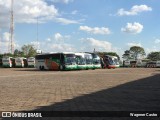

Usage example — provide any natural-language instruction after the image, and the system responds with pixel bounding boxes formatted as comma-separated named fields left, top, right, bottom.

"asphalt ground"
left=0, top=68, right=160, bottom=120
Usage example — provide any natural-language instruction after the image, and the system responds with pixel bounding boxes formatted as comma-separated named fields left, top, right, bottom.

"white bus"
left=27, top=57, right=35, bottom=67
left=136, top=59, right=150, bottom=67
left=85, top=52, right=101, bottom=69
left=35, top=52, right=77, bottom=71
left=15, top=57, right=28, bottom=68
left=75, top=53, right=86, bottom=69
left=123, top=60, right=131, bottom=67
left=2, top=56, right=15, bottom=68
left=156, top=61, right=160, bottom=67
left=75, top=52, right=94, bottom=70
left=111, top=56, right=120, bottom=68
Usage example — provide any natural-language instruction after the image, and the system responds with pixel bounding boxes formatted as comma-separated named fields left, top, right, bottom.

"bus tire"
left=39, top=66, right=42, bottom=70
left=42, top=66, right=44, bottom=70
left=39, top=66, right=44, bottom=70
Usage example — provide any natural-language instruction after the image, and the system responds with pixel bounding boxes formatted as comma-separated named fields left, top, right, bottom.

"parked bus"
left=27, top=57, right=35, bottom=67
left=123, top=60, right=130, bottom=67
left=0, top=58, right=2, bottom=67
left=2, top=56, right=15, bottom=68
left=75, top=53, right=94, bottom=70
left=101, top=55, right=117, bottom=69
left=15, top=57, right=28, bottom=68
left=75, top=53, right=87, bottom=70
left=136, top=59, right=150, bottom=67
left=146, top=60, right=160, bottom=68
left=111, top=56, right=120, bottom=68
left=85, top=52, right=101, bottom=69
left=156, top=61, right=160, bottom=67
left=35, top=52, right=77, bottom=71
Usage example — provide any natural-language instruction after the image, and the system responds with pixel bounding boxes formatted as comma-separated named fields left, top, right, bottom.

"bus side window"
left=60, top=54, right=64, bottom=64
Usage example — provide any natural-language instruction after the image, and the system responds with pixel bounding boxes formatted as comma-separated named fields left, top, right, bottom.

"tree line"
left=122, top=46, right=160, bottom=61
left=0, top=45, right=160, bottom=61
left=0, top=44, right=37, bottom=58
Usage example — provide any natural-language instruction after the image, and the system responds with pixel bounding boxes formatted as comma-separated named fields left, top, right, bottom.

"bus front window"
left=65, top=57, right=76, bottom=65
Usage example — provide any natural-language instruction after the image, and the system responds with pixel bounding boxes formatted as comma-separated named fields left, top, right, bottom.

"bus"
left=2, top=56, right=15, bottom=68
left=146, top=60, right=160, bottom=68
left=85, top=52, right=101, bottom=69
left=27, top=57, right=35, bottom=67
left=156, top=61, right=160, bottom=67
left=123, top=60, right=130, bottom=67
left=136, top=59, right=150, bottom=67
left=75, top=52, right=94, bottom=70
left=75, top=53, right=86, bottom=70
left=101, top=55, right=117, bottom=69
left=111, top=56, right=120, bottom=68
left=35, top=52, right=77, bottom=71
left=0, top=58, right=2, bottom=67
left=15, top=57, right=28, bottom=68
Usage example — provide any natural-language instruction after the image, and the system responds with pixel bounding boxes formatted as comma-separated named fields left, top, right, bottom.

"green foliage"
left=21, top=44, right=37, bottom=58
left=122, top=50, right=132, bottom=60
left=123, top=46, right=145, bottom=60
left=147, top=52, right=160, bottom=61
left=3, top=53, right=14, bottom=57
left=129, top=46, right=145, bottom=60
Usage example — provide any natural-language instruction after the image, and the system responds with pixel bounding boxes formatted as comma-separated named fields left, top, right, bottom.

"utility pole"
left=9, top=0, right=14, bottom=54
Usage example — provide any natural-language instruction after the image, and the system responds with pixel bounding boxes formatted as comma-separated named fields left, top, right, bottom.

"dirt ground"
left=0, top=68, right=160, bottom=120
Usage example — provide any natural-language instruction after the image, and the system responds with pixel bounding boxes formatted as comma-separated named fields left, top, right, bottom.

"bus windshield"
left=108, top=57, right=115, bottom=65
left=65, top=54, right=76, bottom=65
left=113, top=58, right=119, bottom=65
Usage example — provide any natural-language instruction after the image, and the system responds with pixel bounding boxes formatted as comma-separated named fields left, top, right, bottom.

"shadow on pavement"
left=2, top=74, right=160, bottom=120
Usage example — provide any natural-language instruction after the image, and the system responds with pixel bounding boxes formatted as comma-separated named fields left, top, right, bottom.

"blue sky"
left=0, top=0, right=160, bottom=57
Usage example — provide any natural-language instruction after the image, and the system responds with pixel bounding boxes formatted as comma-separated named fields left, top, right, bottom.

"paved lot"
left=0, top=68, right=160, bottom=119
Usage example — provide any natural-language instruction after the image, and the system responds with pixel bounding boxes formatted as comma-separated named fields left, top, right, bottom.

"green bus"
left=35, top=52, right=77, bottom=70
left=75, top=52, right=94, bottom=70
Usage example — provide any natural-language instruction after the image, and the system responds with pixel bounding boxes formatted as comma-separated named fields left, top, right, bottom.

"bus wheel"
left=39, top=66, right=44, bottom=70
left=39, top=66, right=42, bottom=70
left=41, top=66, right=44, bottom=70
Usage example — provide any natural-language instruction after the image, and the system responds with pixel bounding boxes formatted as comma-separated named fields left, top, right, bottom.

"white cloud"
left=117, top=5, right=152, bottom=16
left=71, top=10, right=78, bottom=15
left=49, top=0, right=74, bottom=4
left=54, top=33, right=63, bottom=41
left=54, top=18, right=80, bottom=25
left=0, top=32, right=20, bottom=53
left=54, top=33, right=70, bottom=42
left=0, top=0, right=80, bottom=26
left=2, top=32, right=10, bottom=42
left=154, top=39, right=160, bottom=44
left=30, top=33, right=75, bottom=53
left=49, top=43, right=76, bottom=52
left=81, top=38, right=112, bottom=52
left=39, top=42, right=76, bottom=53
left=121, top=22, right=143, bottom=34
left=79, top=26, right=111, bottom=35
left=145, top=47, right=160, bottom=54
left=127, top=42, right=142, bottom=47
left=0, top=0, right=58, bottom=25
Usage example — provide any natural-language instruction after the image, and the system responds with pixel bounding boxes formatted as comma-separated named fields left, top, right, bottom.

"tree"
left=21, top=44, right=37, bottom=57
left=122, top=50, right=133, bottom=60
left=129, top=46, right=145, bottom=60
left=147, top=52, right=160, bottom=61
